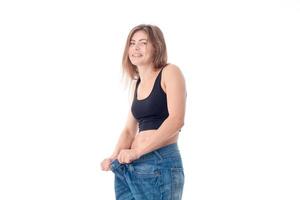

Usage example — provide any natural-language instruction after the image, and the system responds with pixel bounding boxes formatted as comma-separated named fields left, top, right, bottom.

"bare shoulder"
left=164, top=63, right=182, bottom=72
left=162, top=64, right=185, bottom=88
left=161, top=64, right=186, bottom=120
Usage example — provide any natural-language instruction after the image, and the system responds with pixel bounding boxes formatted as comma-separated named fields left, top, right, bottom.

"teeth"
left=133, top=54, right=142, bottom=57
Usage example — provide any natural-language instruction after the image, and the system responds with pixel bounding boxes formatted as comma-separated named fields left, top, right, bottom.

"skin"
left=101, top=30, right=186, bottom=171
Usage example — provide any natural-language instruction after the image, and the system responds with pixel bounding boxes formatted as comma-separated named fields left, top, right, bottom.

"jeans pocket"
left=130, top=163, right=162, bottom=197
left=171, top=168, right=184, bottom=200
left=131, top=163, right=160, bottom=179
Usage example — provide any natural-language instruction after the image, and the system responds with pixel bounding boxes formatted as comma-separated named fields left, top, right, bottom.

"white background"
left=0, top=0, right=299, bottom=199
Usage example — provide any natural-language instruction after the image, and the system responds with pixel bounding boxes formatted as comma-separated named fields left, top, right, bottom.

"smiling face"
left=128, top=30, right=154, bottom=67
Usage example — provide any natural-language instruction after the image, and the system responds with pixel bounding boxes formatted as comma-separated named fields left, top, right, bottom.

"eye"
left=130, top=42, right=135, bottom=46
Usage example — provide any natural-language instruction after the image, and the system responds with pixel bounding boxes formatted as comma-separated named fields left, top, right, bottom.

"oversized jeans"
left=111, top=143, right=184, bottom=200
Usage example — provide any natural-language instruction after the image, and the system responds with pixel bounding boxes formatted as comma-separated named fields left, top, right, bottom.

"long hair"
left=121, top=24, right=168, bottom=93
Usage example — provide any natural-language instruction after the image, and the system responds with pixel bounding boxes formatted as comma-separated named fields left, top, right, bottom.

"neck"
left=136, top=64, right=158, bottom=82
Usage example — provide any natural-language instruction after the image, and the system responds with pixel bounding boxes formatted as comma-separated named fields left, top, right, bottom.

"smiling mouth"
left=132, top=53, right=143, bottom=57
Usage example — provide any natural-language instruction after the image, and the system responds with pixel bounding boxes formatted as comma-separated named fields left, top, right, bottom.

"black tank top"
left=131, top=67, right=169, bottom=132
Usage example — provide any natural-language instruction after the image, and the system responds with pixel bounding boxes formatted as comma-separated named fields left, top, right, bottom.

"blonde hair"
left=121, top=24, right=168, bottom=92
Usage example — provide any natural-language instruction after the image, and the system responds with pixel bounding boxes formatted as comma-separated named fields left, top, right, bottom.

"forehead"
left=131, top=30, right=148, bottom=40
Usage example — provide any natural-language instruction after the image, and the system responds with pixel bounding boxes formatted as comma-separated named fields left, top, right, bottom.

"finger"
left=103, top=163, right=110, bottom=171
left=101, top=159, right=110, bottom=166
left=101, top=160, right=108, bottom=168
left=102, top=167, right=108, bottom=171
left=122, top=155, right=127, bottom=163
left=104, top=163, right=109, bottom=169
left=104, top=165, right=110, bottom=171
left=117, top=154, right=122, bottom=163
left=120, top=155, right=125, bottom=164
left=101, top=160, right=111, bottom=171
left=121, top=153, right=127, bottom=163
left=123, top=154, right=129, bottom=163
left=124, top=155, right=130, bottom=164
left=101, top=162, right=108, bottom=171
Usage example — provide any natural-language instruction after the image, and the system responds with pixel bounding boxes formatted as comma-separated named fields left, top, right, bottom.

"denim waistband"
left=137, top=143, right=180, bottom=161
left=111, top=143, right=180, bottom=171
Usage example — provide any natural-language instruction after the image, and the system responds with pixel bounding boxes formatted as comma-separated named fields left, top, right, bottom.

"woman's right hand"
left=101, top=158, right=113, bottom=171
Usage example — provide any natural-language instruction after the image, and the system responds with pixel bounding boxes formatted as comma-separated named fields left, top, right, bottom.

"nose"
left=134, top=43, right=140, bottom=50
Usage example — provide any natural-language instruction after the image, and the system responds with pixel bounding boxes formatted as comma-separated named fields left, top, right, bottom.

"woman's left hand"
left=117, top=149, right=140, bottom=164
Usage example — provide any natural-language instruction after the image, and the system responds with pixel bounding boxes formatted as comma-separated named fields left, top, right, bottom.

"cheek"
left=145, top=51, right=154, bottom=59
left=146, top=47, right=154, bottom=57
left=128, top=47, right=133, bottom=54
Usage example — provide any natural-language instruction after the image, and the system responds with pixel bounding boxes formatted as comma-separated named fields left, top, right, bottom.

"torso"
left=131, top=129, right=179, bottom=150
left=130, top=67, right=179, bottom=150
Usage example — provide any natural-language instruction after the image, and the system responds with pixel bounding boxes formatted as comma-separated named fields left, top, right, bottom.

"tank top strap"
left=154, top=67, right=164, bottom=89
left=158, top=67, right=164, bottom=80
left=134, top=78, right=140, bottom=99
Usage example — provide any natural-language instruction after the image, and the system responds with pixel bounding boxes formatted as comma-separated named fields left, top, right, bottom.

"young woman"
left=101, top=24, right=187, bottom=200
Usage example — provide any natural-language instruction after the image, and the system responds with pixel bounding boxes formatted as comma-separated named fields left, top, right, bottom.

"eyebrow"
left=130, top=39, right=148, bottom=42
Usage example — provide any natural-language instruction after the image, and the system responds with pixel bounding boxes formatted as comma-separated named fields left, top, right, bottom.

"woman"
left=101, top=24, right=186, bottom=200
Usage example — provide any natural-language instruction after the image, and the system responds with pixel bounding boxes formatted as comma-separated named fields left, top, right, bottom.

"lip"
left=132, top=54, right=143, bottom=57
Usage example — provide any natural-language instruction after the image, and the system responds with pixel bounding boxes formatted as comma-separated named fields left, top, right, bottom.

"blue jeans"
left=111, top=143, right=184, bottom=200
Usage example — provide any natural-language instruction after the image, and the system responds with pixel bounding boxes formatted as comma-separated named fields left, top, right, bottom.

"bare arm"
left=101, top=80, right=138, bottom=170
left=109, top=80, right=138, bottom=159
left=109, top=111, right=138, bottom=159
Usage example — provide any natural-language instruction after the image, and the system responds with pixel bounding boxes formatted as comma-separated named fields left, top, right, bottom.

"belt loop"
left=154, top=150, right=163, bottom=160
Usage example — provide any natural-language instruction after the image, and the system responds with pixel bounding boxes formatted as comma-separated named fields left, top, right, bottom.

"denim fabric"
left=111, top=143, right=184, bottom=200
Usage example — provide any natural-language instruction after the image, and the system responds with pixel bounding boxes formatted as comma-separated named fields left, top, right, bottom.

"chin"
left=130, top=60, right=143, bottom=66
